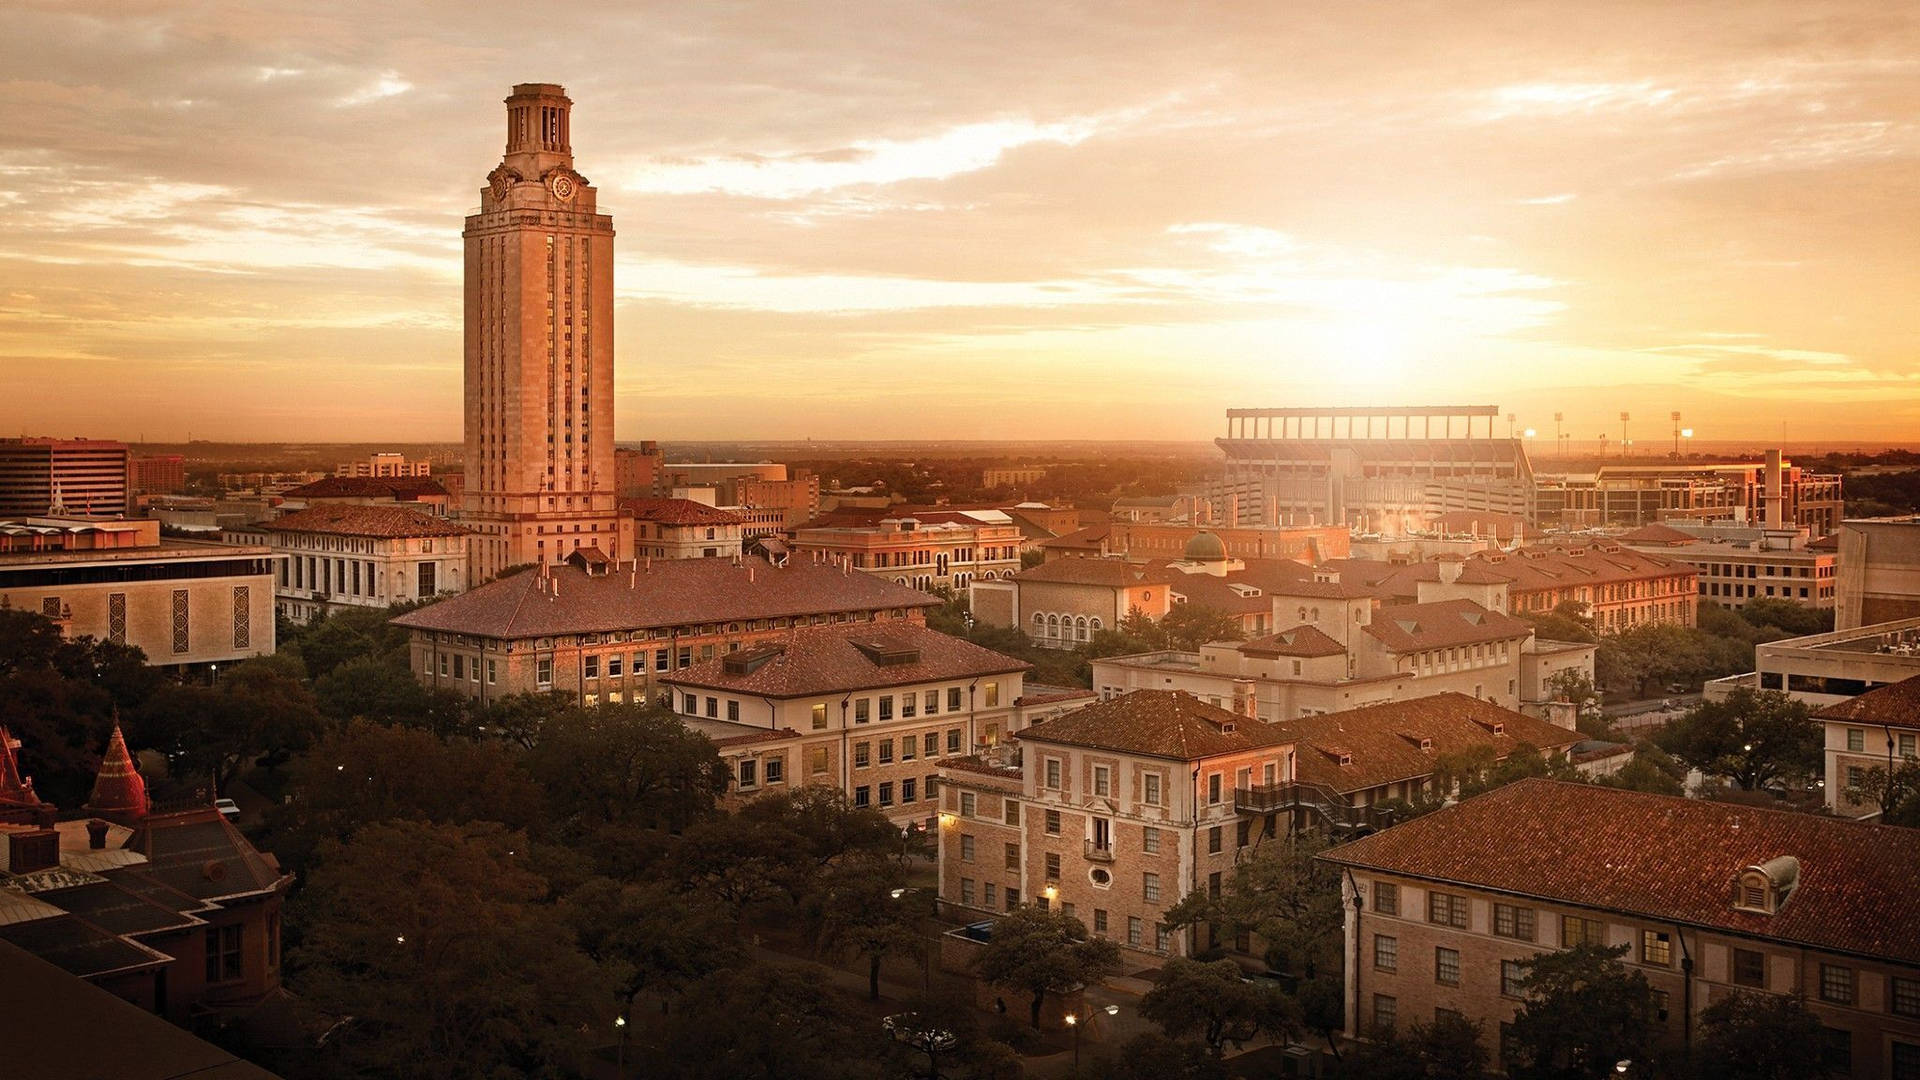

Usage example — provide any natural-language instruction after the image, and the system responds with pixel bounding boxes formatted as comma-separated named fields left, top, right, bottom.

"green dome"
left=1183, top=530, right=1227, bottom=562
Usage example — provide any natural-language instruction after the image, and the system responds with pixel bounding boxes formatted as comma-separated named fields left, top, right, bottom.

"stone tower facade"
left=461, top=83, right=626, bottom=579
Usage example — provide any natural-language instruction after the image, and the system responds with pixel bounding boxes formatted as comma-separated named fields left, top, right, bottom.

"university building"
left=0, top=516, right=274, bottom=669
left=1619, top=522, right=1837, bottom=610
left=660, top=622, right=1084, bottom=828
left=1813, top=676, right=1920, bottom=819
left=620, top=497, right=745, bottom=559
left=1320, top=780, right=1920, bottom=1079
left=225, top=504, right=471, bottom=622
left=792, top=513, right=1024, bottom=592
left=390, top=550, right=940, bottom=707
left=459, top=84, right=627, bottom=580
left=0, top=437, right=130, bottom=519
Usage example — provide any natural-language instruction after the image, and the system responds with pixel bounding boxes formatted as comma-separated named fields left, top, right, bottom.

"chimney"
left=86, top=818, right=110, bottom=850
left=1231, top=678, right=1258, bottom=719
left=4, top=827, right=59, bottom=874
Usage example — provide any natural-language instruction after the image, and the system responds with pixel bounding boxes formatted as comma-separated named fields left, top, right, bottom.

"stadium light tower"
left=1620, top=412, right=1631, bottom=457
left=1671, top=411, right=1682, bottom=458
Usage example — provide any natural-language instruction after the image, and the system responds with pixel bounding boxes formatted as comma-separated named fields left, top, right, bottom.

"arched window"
left=1047, top=614, right=1060, bottom=636
left=1298, top=607, right=1308, bottom=621
left=1311, top=607, right=1320, bottom=620
left=1033, top=612, right=1046, bottom=627
left=1090, top=618, right=1102, bottom=631
left=1075, top=616, right=1089, bottom=641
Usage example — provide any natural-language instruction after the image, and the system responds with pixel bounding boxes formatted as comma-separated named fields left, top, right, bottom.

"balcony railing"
left=1234, top=782, right=1399, bottom=832
left=1083, top=839, right=1115, bottom=862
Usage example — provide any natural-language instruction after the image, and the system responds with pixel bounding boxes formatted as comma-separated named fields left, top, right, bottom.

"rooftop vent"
left=1732, top=855, right=1800, bottom=915
left=852, top=640, right=921, bottom=667
left=723, top=644, right=786, bottom=675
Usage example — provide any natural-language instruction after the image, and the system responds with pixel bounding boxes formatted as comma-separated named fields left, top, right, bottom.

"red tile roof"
left=1617, top=523, right=1702, bottom=546
left=1014, top=557, right=1179, bottom=588
left=1239, top=626, right=1348, bottom=658
left=1812, top=674, right=1920, bottom=730
left=1040, top=524, right=1113, bottom=551
left=663, top=623, right=1029, bottom=698
left=1277, top=694, right=1579, bottom=794
left=391, top=556, right=939, bottom=640
left=1361, top=598, right=1533, bottom=653
left=281, top=475, right=448, bottom=500
left=620, top=497, right=746, bottom=526
left=264, top=504, right=468, bottom=539
left=1321, top=778, right=1920, bottom=965
left=1017, top=690, right=1287, bottom=760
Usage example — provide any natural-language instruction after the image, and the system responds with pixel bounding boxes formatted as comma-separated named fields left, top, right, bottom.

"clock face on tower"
left=549, top=173, right=576, bottom=202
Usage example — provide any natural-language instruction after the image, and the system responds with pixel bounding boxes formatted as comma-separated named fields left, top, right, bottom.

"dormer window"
left=1492, top=723, right=1504, bottom=735
left=1338, top=753, right=1352, bottom=766
left=1733, top=856, right=1800, bottom=915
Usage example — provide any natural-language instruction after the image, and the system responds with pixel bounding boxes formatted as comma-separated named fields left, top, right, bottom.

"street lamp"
left=890, top=887, right=934, bottom=993
left=615, top=1015, right=629, bottom=1077
left=1065, top=1013, right=1080, bottom=1072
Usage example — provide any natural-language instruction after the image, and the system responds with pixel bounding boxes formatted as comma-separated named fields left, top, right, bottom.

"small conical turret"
left=86, top=723, right=148, bottom=821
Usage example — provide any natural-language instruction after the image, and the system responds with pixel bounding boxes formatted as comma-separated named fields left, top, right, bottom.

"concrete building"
left=662, top=622, right=1059, bottom=828
left=0, top=517, right=274, bottom=669
left=620, top=497, right=744, bottom=559
left=389, top=550, right=940, bottom=707
left=1707, top=618, right=1920, bottom=711
left=793, top=513, right=1023, bottom=593
left=460, top=84, right=625, bottom=581
left=1620, top=522, right=1836, bottom=610
left=1325, top=542, right=1699, bottom=632
left=126, top=455, right=186, bottom=497
left=613, top=442, right=665, bottom=499
left=1320, top=779, right=1920, bottom=1078
left=1534, top=450, right=1842, bottom=534
left=334, top=452, right=430, bottom=478
left=1211, top=406, right=1534, bottom=531
left=983, top=467, right=1047, bottom=489
left=1836, top=519, right=1920, bottom=630
left=0, top=438, right=130, bottom=519
left=227, top=505, right=471, bottom=622
left=1811, top=677, right=1920, bottom=819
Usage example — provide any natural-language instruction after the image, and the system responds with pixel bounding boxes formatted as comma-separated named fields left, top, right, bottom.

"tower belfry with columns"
left=461, top=83, right=626, bottom=579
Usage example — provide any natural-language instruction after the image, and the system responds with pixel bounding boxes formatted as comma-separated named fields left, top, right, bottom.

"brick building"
left=390, top=551, right=940, bottom=706
left=620, top=497, right=745, bottom=559
left=127, top=454, right=187, bottom=497
left=278, top=474, right=454, bottom=517
left=1319, top=779, right=1920, bottom=1078
left=334, top=452, right=430, bottom=478
left=1038, top=521, right=1350, bottom=564
left=793, top=513, right=1023, bottom=593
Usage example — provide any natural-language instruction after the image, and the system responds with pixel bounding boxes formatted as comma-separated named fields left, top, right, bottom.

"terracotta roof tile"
left=391, top=556, right=938, bottom=640
left=1617, top=523, right=1702, bottom=546
left=1277, top=693, right=1580, bottom=793
left=1017, top=690, right=1287, bottom=760
left=1320, top=778, right=1920, bottom=965
left=281, top=475, right=448, bottom=500
left=264, top=504, right=468, bottom=539
left=1812, top=674, right=1920, bottom=729
left=620, top=497, right=746, bottom=526
left=1013, top=558, right=1179, bottom=588
left=1239, top=626, right=1348, bottom=658
left=1361, top=599, right=1533, bottom=653
left=663, top=623, right=1029, bottom=698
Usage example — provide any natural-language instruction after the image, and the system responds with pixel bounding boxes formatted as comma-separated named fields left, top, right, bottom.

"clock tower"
left=461, top=84, right=625, bottom=579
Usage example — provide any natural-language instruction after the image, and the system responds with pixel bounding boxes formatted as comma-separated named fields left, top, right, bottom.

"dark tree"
left=974, top=904, right=1122, bottom=1030
left=1851, top=759, right=1920, bottom=826
left=1695, top=990, right=1833, bottom=1080
left=811, top=858, right=925, bottom=1000
left=524, top=701, right=729, bottom=835
left=563, top=876, right=737, bottom=1020
left=478, top=690, right=579, bottom=749
left=1139, top=957, right=1299, bottom=1056
left=294, top=820, right=609, bottom=1080
left=1162, top=832, right=1344, bottom=977
left=653, top=966, right=880, bottom=1080
left=1338, top=1013, right=1487, bottom=1080
left=1504, top=943, right=1657, bottom=1080
left=1658, top=687, right=1821, bottom=791
left=134, top=653, right=324, bottom=791
left=1106, top=1033, right=1230, bottom=1080
left=1158, top=604, right=1245, bottom=650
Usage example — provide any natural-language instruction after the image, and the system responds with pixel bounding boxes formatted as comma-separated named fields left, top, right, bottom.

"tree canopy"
left=1139, top=957, right=1298, bottom=1056
left=974, top=904, right=1122, bottom=1030
left=1503, top=943, right=1657, bottom=1080
left=1656, top=687, right=1821, bottom=791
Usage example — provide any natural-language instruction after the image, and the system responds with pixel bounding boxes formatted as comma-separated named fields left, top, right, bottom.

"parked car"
left=215, top=797, right=241, bottom=821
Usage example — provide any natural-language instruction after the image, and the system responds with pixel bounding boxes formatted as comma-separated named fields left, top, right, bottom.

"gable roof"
left=280, top=475, right=447, bottom=501
left=391, top=556, right=939, bottom=640
left=1812, top=674, right=1920, bottom=730
left=1239, top=626, right=1348, bottom=659
left=620, top=497, right=746, bottom=526
left=1321, top=778, right=1920, bottom=966
left=119, top=809, right=289, bottom=904
left=1277, top=693, right=1579, bottom=793
left=1013, top=557, right=1179, bottom=588
left=1360, top=598, right=1533, bottom=653
left=1618, top=523, right=1702, bottom=546
left=663, top=623, right=1029, bottom=698
left=1017, top=690, right=1288, bottom=760
left=263, top=504, right=468, bottom=539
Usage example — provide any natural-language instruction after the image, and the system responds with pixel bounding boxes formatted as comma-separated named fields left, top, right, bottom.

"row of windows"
left=852, top=776, right=934, bottom=809
left=855, top=730, right=965, bottom=766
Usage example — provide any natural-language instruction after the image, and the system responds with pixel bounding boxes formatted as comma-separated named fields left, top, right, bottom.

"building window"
left=878, top=739, right=894, bottom=765
left=1207, top=773, right=1222, bottom=804
left=855, top=699, right=870, bottom=723
left=1045, top=853, right=1060, bottom=881
left=811, top=703, right=828, bottom=730
left=1044, top=810, right=1061, bottom=835
left=809, top=747, right=829, bottom=775
left=1127, top=917, right=1144, bottom=947
left=1435, top=947, right=1461, bottom=986
left=204, top=924, right=243, bottom=983
left=726, top=699, right=740, bottom=722
left=1142, top=826, right=1160, bottom=854
left=1005, top=843, right=1021, bottom=871
left=766, top=757, right=784, bottom=784
left=854, top=786, right=870, bottom=808
left=924, top=732, right=939, bottom=757
left=1502, top=960, right=1525, bottom=997
left=1823, top=1028, right=1854, bottom=1075
left=959, top=792, right=975, bottom=817
left=899, top=776, right=914, bottom=801
left=1427, top=891, right=1469, bottom=929
left=1208, top=826, right=1222, bottom=854
left=1094, top=909, right=1108, bottom=934
left=925, top=689, right=939, bottom=714
left=607, top=654, right=623, bottom=678
left=900, top=735, right=916, bottom=761
left=878, top=782, right=893, bottom=806
left=854, top=743, right=870, bottom=768
left=1373, top=994, right=1397, bottom=1033
left=1847, top=728, right=1865, bottom=752
left=1732, top=948, right=1766, bottom=988
left=583, top=655, right=599, bottom=680
left=1893, top=976, right=1920, bottom=1018
left=1373, top=881, right=1399, bottom=916
left=982, top=882, right=996, bottom=907
left=705, top=697, right=717, bottom=718
left=536, top=657, right=553, bottom=687
left=947, top=729, right=961, bottom=753
left=1143, top=772, right=1162, bottom=805
left=961, top=878, right=975, bottom=905
left=1093, top=765, right=1110, bottom=796
left=948, top=687, right=962, bottom=711
left=1155, top=923, right=1171, bottom=952
left=1562, top=915, right=1606, bottom=948
left=1004, top=799, right=1019, bottom=825
left=738, top=759, right=757, bottom=788
left=1820, top=964, right=1855, bottom=1005
left=1143, top=873, right=1161, bottom=903
left=656, top=649, right=670, bottom=672
left=901, top=693, right=917, bottom=719
left=1641, top=930, right=1672, bottom=967
left=1493, top=903, right=1535, bottom=941
left=1045, top=759, right=1062, bottom=789
left=1374, top=934, right=1397, bottom=971
left=108, top=592, right=126, bottom=644
left=1006, top=888, right=1020, bottom=912
left=879, top=695, right=894, bottom=721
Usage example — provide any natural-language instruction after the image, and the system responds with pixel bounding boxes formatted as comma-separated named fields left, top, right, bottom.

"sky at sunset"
left=1, top=1, right=1916, bottom=445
